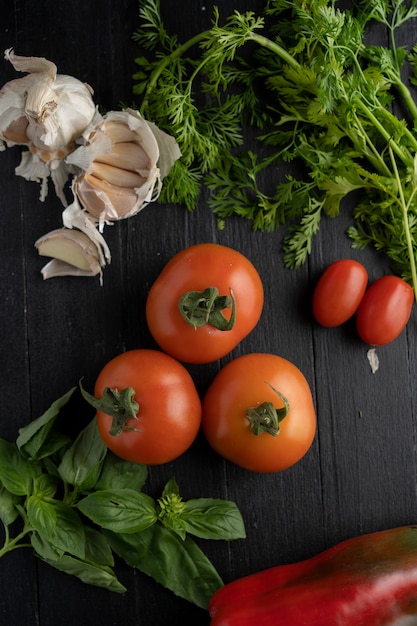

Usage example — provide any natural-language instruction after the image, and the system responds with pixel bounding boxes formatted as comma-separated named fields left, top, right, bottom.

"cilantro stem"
left=354, top=98, right=412, bottom=166
left=332, top=43, right=417, bottom=157
left=139, top=30, right=211, bottom=116
left=391, top=77, right=417, bottom=125
left=388, top=144, right=417, bottom=302
left=350, top=112, right=392, bottom=177
left=249, top=33, right=301, bottom=71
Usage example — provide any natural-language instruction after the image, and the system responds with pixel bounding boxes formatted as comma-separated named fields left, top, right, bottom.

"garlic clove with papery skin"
left=66, top=108, right=181, bottom=228
left=1, top=49, right=96, bottom=151
left=35, top=227, right=105, bottom=279
left=0, top=49, right=96, bottom=203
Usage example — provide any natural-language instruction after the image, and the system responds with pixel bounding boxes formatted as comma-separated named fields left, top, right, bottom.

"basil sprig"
left=0, top=388, right=246, bottom=608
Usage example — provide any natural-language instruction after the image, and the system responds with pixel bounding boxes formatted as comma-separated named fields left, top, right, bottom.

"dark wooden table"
left=1, top=1, right=416, bottom=625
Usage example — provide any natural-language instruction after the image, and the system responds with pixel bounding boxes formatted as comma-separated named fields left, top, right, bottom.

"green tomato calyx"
left=246, top=384, right=289, bottom=437
left=80, top=381, right=140, bottom=436
left=178, top=286, right=236, bottom=330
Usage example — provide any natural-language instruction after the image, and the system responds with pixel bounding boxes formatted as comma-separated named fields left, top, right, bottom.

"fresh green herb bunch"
left=0, top=388, right=245, bottom=608
left=133, top=0, right=417, bottom=301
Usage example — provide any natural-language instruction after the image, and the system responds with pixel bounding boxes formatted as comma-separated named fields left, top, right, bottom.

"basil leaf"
left=17, top=387, right=76, bottom=460
left=160, top=515, right=187, bottom=540
left=28, top=430, right=72, bottom=463
left=58, top=418, right=107, bottom=490
left=0, top=483, right=22, bottom=526
left=161, top=476, right=180, bottom=497
left=33, top=473, right=58, bottom=499
left=84, top=526, right=114, bottom=567
left=31, top=532, right=64, bottom=561
left=27, top=496, right=57, bottom=537
left=32, top=525, right=114, bottom=570
left=39, top=553, right=126, bottom=594
left=95, top=453, right=147, bottom=492
left=27, top=497, right=86, bottom=559
left=105, top=524, right=224, bottom=609
left=0, top=439, right=40, bottom=495
left=183, top=498, right=247, bottom=540
left=77, top=489, right=157, bottom=533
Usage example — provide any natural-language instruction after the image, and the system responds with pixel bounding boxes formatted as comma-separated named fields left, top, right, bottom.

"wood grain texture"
left=0, top=1, right=417, bottom=625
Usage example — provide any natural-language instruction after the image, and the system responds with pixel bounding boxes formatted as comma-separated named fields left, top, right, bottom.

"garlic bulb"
left=0, top=49, right=96, bottom=203
left=35, top=227, right=106, bottom=280
left=66, top=108, right=181, bottom=228
left=1, top=51, right=182, bottom=282
left=35, top=109, right=181, bottom=281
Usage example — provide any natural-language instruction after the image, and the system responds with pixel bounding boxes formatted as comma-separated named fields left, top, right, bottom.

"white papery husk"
left=62, top=192, right=111, bottom=265
left=15, top=148, right=79, bottom=204
left=0, top=49, right=96, bottom=202
left=66, top=108, right=181, bottom=229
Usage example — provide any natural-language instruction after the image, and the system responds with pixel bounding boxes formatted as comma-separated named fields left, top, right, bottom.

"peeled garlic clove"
left=75, top=173, right=139, bottom=221
left=35, top=228, right=103, bottom=278
left=95, top=120, right=138, bottom=144
left=95, top=141, right=149, bottom=171
left=90, top=162, right=146, bottom=188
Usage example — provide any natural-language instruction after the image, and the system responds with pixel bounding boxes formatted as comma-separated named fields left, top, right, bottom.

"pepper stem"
left=246, top=384, right=289, bottom=437
left=80, top=381, right=140, bottom=436
left=178, top=286, right=236, bottom=330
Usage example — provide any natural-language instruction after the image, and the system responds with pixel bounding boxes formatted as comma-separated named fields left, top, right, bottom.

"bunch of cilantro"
left=0, top=388, right=245, bottom=608
left=132, top=0, right=417, bottom=300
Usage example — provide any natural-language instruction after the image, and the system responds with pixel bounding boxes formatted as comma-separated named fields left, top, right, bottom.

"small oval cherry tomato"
left=356, top=275, right=414, bottom=346
left=146, top=243, right=264, bottom=364
left=93, top=349, right=202, bottom=465
left=202, top=353, right=316, bottom=473
left=313, top=259, right=368, bottom=327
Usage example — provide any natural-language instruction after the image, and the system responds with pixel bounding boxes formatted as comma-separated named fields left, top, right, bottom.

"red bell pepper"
left=209, top=526, right=417, bottom=626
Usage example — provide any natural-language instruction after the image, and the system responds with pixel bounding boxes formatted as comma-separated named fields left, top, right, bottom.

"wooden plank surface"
left=0, top=1, right=416, bottom=625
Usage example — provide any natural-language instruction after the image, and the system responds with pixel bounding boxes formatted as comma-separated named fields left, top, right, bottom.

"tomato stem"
left=80, top=382, right=141, bottom=436
left=246, top=384, right=289, bottom=436
left=178, top=286, right=236, bottom=330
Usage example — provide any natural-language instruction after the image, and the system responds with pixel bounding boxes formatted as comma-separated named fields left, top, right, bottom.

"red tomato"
left=313, top=259, right=368, bottom=327
left=201, top=353, right=316, bottom=473
left=146, top=243, right=264, bottom=364
left=356, top=275, right=414, bottom=346
left=93, top=349, right=201, bottom=465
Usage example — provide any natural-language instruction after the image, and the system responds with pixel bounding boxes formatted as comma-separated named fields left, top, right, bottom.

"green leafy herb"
left=58, top=417, right=107, bottom=493
left=132, top=0, right=417, bottom=300
left=106, top=524, right=224, bottom=610
left=0, top=389, right=246, bottom=608
left=77, top=489, right=158, bottom=533
left=157, top=477, right=246, bottom=541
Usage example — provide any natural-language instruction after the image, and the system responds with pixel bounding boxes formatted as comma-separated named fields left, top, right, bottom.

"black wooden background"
left=1, top=1, right=416, bottom=625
